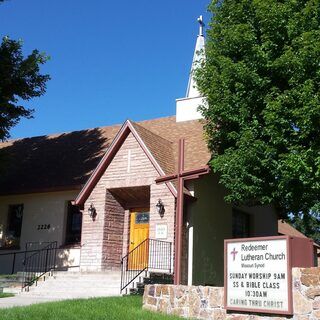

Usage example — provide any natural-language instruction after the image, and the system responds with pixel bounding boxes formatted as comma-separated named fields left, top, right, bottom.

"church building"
left=0, top=17, right=278, bottom=292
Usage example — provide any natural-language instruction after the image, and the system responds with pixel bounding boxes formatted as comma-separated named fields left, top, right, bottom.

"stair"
left=120, top=238, right=172, bottom=294
left=15, top=271, right=121, bottom=299
left=128, top=272, right=173, bottom=295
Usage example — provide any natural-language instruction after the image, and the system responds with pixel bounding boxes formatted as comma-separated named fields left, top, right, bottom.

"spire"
left=176, top=15, right=206, bottom=122
left=186, top=15, right=205, bottom=98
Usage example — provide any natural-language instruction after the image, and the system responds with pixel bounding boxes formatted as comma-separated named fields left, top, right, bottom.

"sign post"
left=224, top=236, right=293, bottom=315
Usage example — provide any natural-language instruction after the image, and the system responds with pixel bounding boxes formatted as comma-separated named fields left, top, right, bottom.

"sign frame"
left=224, top=235, right=293, bottom=315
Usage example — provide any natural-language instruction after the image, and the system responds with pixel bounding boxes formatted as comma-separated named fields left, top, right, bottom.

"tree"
left=0, top=33, right=50, bottom=141
left=196, top=0, right=320, bottom=237
left=288, top=212, right=320, bottom=244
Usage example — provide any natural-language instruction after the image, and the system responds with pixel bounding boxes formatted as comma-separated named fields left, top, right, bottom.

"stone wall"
left=143, top=267, right=320, bottom=319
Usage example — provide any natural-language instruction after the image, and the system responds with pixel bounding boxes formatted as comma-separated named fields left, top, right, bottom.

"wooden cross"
left=156, top=138, right=210, bottom=284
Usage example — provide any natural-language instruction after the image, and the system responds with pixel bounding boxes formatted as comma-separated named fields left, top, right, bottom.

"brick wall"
left=80, top=196, right=106, bottom=271
left=143, top=267, right=320, bottom=319
left=102, top=190, right=125, bottom=269
left=80, top=133, right=176, bottom=271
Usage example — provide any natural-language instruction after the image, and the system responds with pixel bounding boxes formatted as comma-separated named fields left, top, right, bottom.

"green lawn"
left=0, top=274, right=18, bottom=279
left=0, top=296, right=182, bottom=320
left=0, top=293, right=14, bottom=298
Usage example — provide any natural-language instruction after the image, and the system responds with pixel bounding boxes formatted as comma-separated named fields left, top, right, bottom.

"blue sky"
left=0, top=0, right=211, bottom=139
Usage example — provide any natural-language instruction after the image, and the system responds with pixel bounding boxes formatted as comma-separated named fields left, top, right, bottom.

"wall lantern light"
left=156, top=199, right=165, bottom=218
left=88, top=203, right=97, bottom=221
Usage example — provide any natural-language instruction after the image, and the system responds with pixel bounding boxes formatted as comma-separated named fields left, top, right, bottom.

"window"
left=232, top=209, right=250, bottom=238
left=135, top=212, right=149, bottom=224
left=3, top=204, right=24, bottom=249
left=65, top=202, right=82, bottom=245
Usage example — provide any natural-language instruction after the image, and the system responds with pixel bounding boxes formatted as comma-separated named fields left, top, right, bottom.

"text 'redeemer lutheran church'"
left=0, top=17, right=279, bottom=293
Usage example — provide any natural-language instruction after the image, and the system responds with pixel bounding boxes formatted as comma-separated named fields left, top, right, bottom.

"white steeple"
left=176, top=16, right=206, bottom=122
left=186, top=15, right=205, bottom=98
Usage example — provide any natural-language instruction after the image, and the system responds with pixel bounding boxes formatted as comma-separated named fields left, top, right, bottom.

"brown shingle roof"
left=0, top=116, right=210, bottom=196
left=137, top=117, right=209, bottom=171
left=130, top=121, right=175, bottom=176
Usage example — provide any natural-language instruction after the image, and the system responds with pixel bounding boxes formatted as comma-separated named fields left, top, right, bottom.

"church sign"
left=155, top=224, right=168, bottom=239
left=224, top=236, right=293, bottom=315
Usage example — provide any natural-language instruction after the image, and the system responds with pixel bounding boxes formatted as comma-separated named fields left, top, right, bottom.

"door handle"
left=130, top=241, right=134, bottom=245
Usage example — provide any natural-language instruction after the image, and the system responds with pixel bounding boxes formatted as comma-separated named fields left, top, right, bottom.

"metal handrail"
left=24, top=241, right=57, bottom=262
left=0, top=241, right=57, bottom=275
left=120, top=238, right=172, bottom=293
left=0, top=248, right=51, bottom=256
left=25, top=241, right=54, bottom=251
left=22, top=241, right=58, bottom=291
left=122, top=238, right=149, bottom=261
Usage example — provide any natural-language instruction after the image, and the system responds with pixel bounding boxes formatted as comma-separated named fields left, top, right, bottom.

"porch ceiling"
left=108, top=186, right=150, bottom=210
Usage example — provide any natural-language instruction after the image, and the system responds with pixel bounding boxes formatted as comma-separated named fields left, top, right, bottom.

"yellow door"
left=128, top=211, right=149, bottom=270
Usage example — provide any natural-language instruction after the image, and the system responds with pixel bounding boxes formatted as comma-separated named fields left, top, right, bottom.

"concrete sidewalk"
left=0, top=295, right=61, bottom=308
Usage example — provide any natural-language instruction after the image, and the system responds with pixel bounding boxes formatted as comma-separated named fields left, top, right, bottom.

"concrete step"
left=49, top=278, right=121, bottom=283
left=27, top=281, right=120, bottom=288
left=21, top=271, right=122, bottom=299
left=22, top=289, right=120, bottom=296
left=22, top=288, right=120, bottom=296
left=40, top=278, right=119, bottom=282
left=39, top=279, right=120, bottom=285
left=0, top=274, right=23, bottom=289
left=27, top=284, right=120, bottom=291
left=21, top=293, right=120, bottom=299
left=52, top=271, right=121, bottom=276
left=51, top=275, right=121, bottom=281
left=48, top=277, right=121, bottom=282
left=3, top=286, right=22, bottom=294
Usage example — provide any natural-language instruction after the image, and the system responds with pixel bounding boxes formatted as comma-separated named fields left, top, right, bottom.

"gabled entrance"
left=75, top=122, right=176, bottom=288
left=108, top=185, right=151, bottom=262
